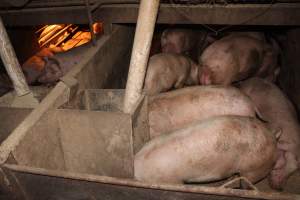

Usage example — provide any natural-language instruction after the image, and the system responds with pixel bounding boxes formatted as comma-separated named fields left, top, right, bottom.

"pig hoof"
left=268, top=171, right=286, bottom=190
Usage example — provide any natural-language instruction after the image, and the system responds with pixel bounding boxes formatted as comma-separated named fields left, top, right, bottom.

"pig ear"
left=274, top=127, right=283, bottom=140
left=269, top=126, right=282, bottom=141
left=255, top=108, right=267, bottom=123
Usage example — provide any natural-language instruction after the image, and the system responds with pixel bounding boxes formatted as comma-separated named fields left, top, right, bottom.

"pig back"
left=135, top=116, right=277, bottom=184
left=148, top=85, right=257, bottom=138
left=239, top=78, right=300, bottom=153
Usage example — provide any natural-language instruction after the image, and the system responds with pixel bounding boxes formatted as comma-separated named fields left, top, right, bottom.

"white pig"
left=148, top=85, right=259, bottom=138
left=135, top=116, right=277, bottom=185
left=144, top=53, right=199, bottom=95
left=239, top=77, right=300, bottom=190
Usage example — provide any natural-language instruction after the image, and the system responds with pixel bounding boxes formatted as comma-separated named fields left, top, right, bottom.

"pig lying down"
left=239, top=78, right=300, bottom=190
left=22, top=43, right=90, bottom=85
left=37, top=43, right=90, bottom=85
left=199, top=33, right=280, bottom=85
left=22, top=47, right=63, bottom=84
left=135, top=116, right=278, bottom=184
left=148, top=85, right=258, bottom=138
left=143, top=53, right=199, bottom=95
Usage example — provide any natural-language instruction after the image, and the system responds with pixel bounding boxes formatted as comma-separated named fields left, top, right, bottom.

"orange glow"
left=37, top=22, right=103, bottom=51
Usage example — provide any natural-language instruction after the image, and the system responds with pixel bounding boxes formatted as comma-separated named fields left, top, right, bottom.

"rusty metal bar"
left=0, top=17, right=30, bottom=96
left=123, top=0, right=160, bottom=113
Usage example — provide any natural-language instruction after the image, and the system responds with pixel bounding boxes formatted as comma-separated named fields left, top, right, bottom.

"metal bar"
left=54, top=26, right=79, bottom=47
left=0, top=17, right=30, bottom=96
left=40, top=24, right=72, bottom=48
left=39, top=25, right=65, bottom=46
left=123, top=0, right=160, bottom=113
left=85, top=0, right=96, bottom=46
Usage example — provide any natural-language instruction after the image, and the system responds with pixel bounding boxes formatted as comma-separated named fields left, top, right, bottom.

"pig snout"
left=199, top=67, right=212, bottom=85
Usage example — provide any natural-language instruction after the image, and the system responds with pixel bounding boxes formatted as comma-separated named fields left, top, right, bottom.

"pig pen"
left=0, top=10, right=300, bottom=200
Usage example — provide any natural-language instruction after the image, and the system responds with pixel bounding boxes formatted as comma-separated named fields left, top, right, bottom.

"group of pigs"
left=135, top=29, right=300, bottom=190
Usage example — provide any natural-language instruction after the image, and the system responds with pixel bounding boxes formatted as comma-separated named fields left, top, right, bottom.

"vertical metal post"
left=0, top=17, right=30, bottom=96
left=85, top=0, right=96, bottom=46
left=123, top=0, right=160, bottom=113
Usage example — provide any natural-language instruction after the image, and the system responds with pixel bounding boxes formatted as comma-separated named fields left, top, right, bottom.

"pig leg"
left=184, top=167, right=232, bottom=183
left=273, top=150, right=286, bottom=170
left=184, top=173, right=228, bottom=184
left=174, top=75, right=187, bottom=89
left=269, top=151, right=298, bottom=190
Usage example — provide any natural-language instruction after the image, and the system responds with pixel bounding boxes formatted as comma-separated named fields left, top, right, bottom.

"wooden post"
left=0, top=17, right=30, bottom=97
left=123, top=0, right=160, bottom=113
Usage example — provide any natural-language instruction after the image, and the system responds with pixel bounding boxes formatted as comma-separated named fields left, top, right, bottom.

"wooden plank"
left=57, top=109, right=133, bottom=177
left=131, top=95, right=149, bottom=154
left=0, top=82, right=70, bottom=164
left=1, top=3, right=300, bottom=26
left=9, top=108, right=134, bottom=177
left=11, top=109, right=66, bottom=171
left=3, top=164, right=299, bottom=200
left=84, top=89, right=124, bottom=111
left=67, top=25, right=134, bottom=90
left=0, top=86, right=51, bottom=108
left=0, top=107, right=32, bottom=145
left=95, top=4, right=300, bottom=25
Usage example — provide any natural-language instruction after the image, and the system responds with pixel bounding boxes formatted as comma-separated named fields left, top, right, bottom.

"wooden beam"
left=95, top=3, right=300, bottom=25
left=0, top=3, right=300, bottom=26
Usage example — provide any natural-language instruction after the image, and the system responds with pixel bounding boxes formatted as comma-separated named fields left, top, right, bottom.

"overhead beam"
left=0, top=3, right=300, bottom=26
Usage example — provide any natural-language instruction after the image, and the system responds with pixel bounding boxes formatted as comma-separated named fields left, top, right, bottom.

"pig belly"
left=135, top=116, right=277, bottom=184
left=148, top=85, right=257, bottom=138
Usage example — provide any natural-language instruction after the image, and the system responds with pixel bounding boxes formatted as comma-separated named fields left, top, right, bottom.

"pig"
left=37, top=43, right=91, bottom=85
left=239, top=78, right=300, bottom=190
left=144, top=53, right=199, bottom=95
left=135, top=116, right=278, bottom=184
left=161, top=28, right=215, bottom=61
left=148, top=85, right=259, bottom=138
left=22, top=47, right=63, bottom=84
left=161, top=29, right=197, bottom=55
left=254, top=37, right=281, bottom=82
left=199, top=34, right=268, bottom=85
